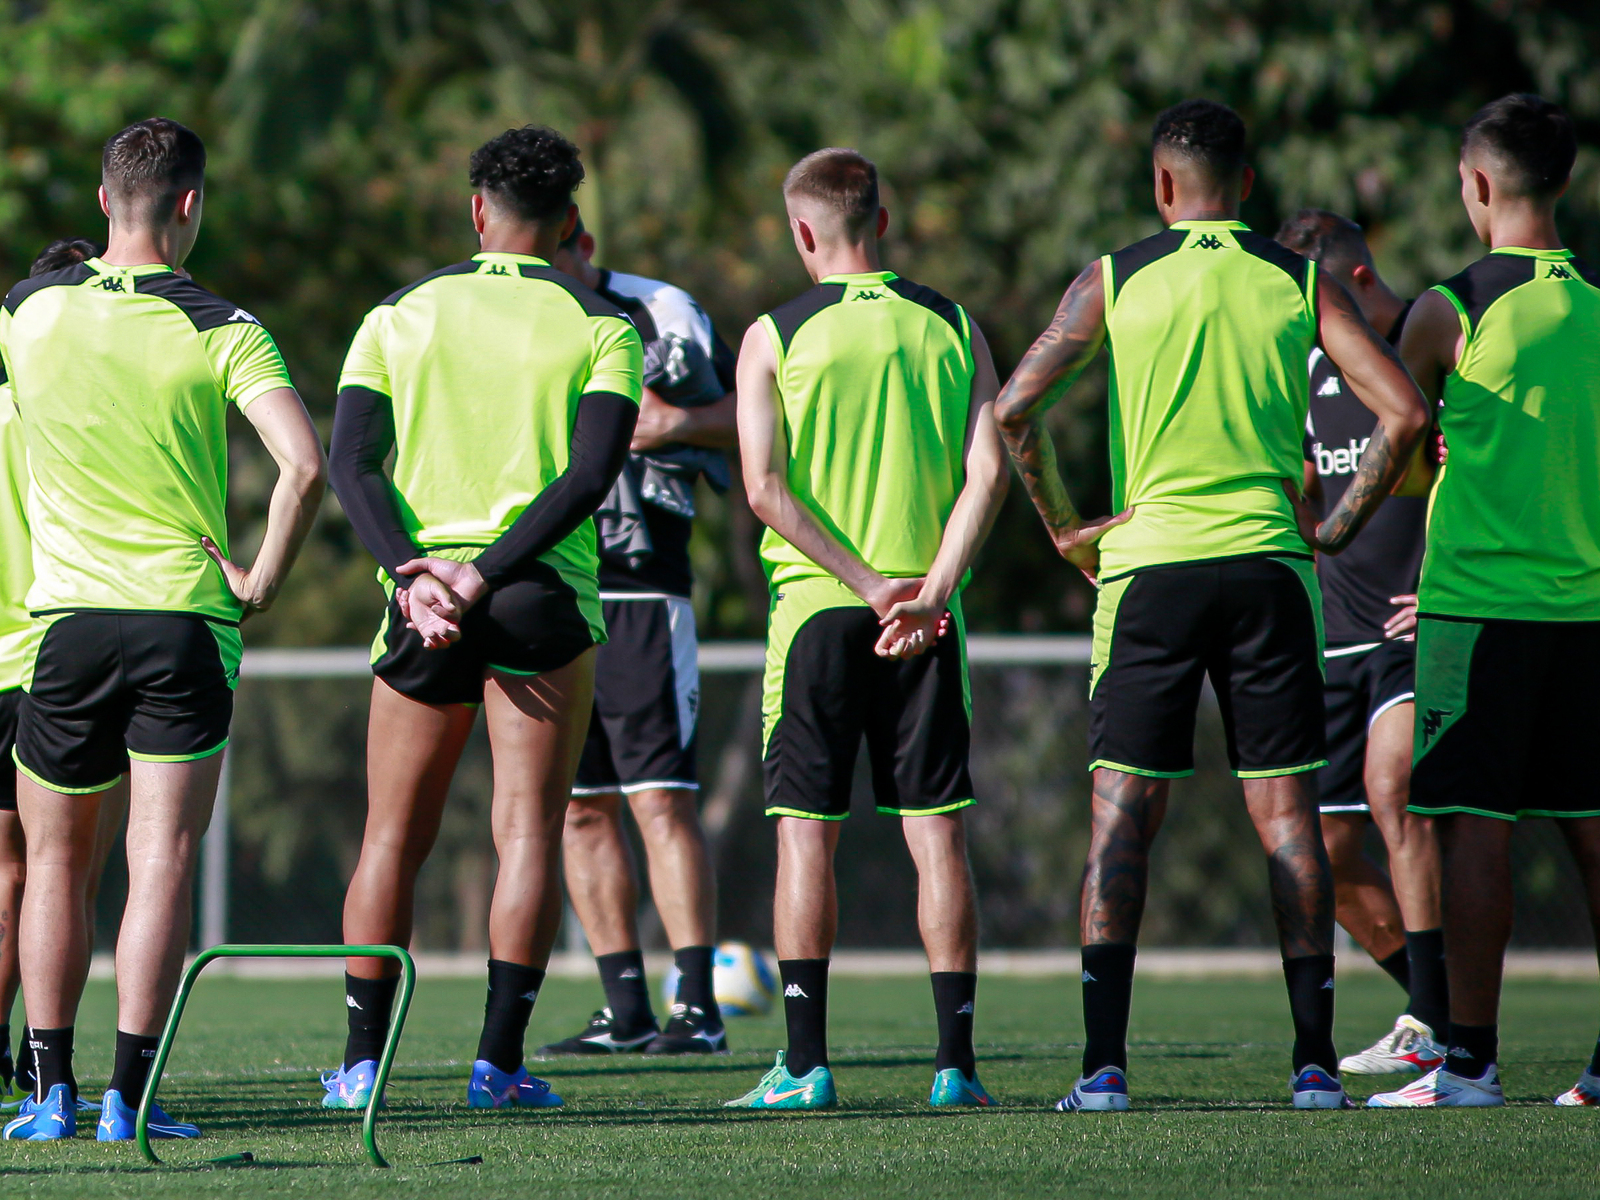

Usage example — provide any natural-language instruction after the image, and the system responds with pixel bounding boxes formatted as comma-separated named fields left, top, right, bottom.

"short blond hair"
left=783, top=148, right=879, bottom=240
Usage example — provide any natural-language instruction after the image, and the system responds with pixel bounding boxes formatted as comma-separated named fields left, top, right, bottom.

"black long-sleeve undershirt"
left=329, top=384, right=418, bottom=582
left=328, top=384, right=637, bottom=589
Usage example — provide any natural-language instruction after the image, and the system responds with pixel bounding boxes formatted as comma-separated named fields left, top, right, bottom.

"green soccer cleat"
left=929, top=1067, right=996, bottom=1107
left=724, top=1052, right=836, bottom=1110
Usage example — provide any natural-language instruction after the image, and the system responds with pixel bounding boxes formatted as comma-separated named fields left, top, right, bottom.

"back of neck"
left=101, top=226, right=178, bottom=269
left=808, top=243, right=881, bottom=280
left=1487, top=206, right=1563, bottom=251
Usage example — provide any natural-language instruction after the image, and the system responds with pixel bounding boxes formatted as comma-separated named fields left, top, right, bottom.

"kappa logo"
left=1081, top=970, right=1097, bottom=983
left=521, top=989, right=540, bottom=1002
left=1192, top=233, right=1225, bottom=250
left=956, top=1001, right=974, bottom=1015
left=1422, top=707, right=1454, bottom=744
left=850, top=288, right=887, bottom=300
left=619, top=968, right=641, bottom=979
left=485, top=263, right=511, bottom=276
left=783, top=983, right=808, bottom=999
left=1316, top=375, right=1342, bottom=396
left=346, top=995, right=363, bottom=1010
left=1321, top=977, right=1335, bottom=990
left=1548, top=263, right=1574, bottom=280
left=94, top=275, right=127, bottom=292
left=229, top=307, right=261, bottom=324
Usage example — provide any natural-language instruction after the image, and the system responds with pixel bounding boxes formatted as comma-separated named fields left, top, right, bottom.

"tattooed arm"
left=1311, top=275, right=1429, bottom=553
left=994, top=260, right=1131, bottom=579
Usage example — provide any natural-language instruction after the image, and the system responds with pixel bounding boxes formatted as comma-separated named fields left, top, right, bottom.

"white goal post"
left=199, top=636, right=1093, bottom=948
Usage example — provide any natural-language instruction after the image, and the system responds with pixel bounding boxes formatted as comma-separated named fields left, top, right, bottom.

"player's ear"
left=1154, top=163, right=1174, bottom=210
left=470, top=193, right=487, bottom=234
left=558, top=203, right=579, bottom=243
left=176, top=189, right=200, bottom=224
left=1472, top=166, right=1492, bottom=209
left=1239, top=166, right=1254, bottom=203
left=794, top=217, right=817, bottom=255
left=578, top=230, right=596, bottom=260
left=1351, top=263, right=1375, bottom=291
left=876, top=206, right=889, bottom=239
left=98, top=185, right=111, bottom=219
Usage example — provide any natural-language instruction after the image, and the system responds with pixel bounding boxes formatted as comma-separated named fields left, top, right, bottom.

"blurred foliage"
left=3, top=0, right=1599, bottom=639
left=5, top=1, right=1600, bottom=949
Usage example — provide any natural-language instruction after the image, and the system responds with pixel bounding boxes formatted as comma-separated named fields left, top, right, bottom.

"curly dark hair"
left=469, top=125, right=585, bottom=224
left=30, top=237, right=105, bottom=277
left=1464, top=94, right=1575, bottom=200
left=1152, top=99, right=1247, bottom=177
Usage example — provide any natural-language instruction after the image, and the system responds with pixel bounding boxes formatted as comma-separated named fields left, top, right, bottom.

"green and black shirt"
left=0, top=258, right=293, bottom=623
left=1097, top=220, right=1318, bottom=581
left=756, top=270, right=974, bottom=590
left=1420, top=247, right=1600, bottom=621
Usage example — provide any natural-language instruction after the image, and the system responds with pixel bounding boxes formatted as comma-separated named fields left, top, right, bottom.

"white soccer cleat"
left=1338, top=1015, right=1446, bottom=1075
left=1368, top=1064, right=1505, bottom=1107
left=1554, top=1069, right=1600, bottom=1107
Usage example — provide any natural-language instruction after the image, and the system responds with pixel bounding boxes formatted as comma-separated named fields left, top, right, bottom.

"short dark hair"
left=102, top=118, right=206, bottom=221
left=30, top=237, right=105, bottom=278
left=1152, top=100, right=1247, bottom=178
left=1463, top=93, right=1575, bottom=200
left=782, top=148, right=880, bottom=239
left=1274, top=209, right=1373, bottom=274
left=469, top=126, right=585, bottom=224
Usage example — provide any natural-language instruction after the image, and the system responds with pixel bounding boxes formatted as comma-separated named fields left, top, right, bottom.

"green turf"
left=0, top=971, right=1596, bottom=1196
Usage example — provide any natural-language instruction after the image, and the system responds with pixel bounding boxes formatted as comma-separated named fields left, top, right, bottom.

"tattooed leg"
left=1243, top=774, right=1334, bottom=959
left=1080, top=769, right=1170, bottom=946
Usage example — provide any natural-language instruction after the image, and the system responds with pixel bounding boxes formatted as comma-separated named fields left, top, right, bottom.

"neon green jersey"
left=338, top=252, right=643, bottom=605
left=756, top=271, right=974, bottom=589
left=0, top=386, right=33, bottom=690
left=1420, top=247, right=1600, bottom=620
left=1097, top=220, right=1318, bottom=580
left=0, top=258, right=293, bottom=621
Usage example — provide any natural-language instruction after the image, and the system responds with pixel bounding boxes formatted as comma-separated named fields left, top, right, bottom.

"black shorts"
left=1089, top=555, right=1327, bottom=779
left=1411, top=616, right=1600, bottom=820
left=14, top=612, right=240, bottom=794
left=371, top=564, right=597, bottom=707
left=0, top=689, right=19, bottom=811
left=1319, top=639, right=1416, bottom=814
left=573, top=595, right=700, bottom=795
left=760, top=579, right=974, bottom=820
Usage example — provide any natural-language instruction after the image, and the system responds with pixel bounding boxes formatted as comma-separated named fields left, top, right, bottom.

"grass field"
left=1, top=971, right=1597, bottom=1197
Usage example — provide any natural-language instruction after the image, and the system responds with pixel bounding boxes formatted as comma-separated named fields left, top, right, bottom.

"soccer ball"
left=659, top=941, right=777, bottom=1017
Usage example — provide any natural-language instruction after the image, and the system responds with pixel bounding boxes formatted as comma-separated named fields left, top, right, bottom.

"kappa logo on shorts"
left=1422, top=707, right=1454, bottom=745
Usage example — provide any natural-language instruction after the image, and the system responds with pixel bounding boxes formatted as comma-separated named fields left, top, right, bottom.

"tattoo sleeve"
left=1316, top=419, right=1398, bottom=552
left=996, top=263, right=1107, bottom=538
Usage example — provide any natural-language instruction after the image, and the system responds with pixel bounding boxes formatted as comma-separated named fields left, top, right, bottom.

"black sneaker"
left=535, top=1008, right=658, bottom=1057
left=644, top=1004, right=729, bottom=1055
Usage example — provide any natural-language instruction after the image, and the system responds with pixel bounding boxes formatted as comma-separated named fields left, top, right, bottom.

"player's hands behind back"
left=394, top=556, right=492, bottom=651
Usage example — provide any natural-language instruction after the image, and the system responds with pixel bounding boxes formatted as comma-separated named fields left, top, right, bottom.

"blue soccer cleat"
left=96, top=1088, right=200, bottom=1141
left=3, top=1083, right=75, bottom=1140
left=1291, top=1063, right=1351, bottom=1109
left=724, top=1052, right=837, bottom=1110
left=929, top=1067, right=996, bottom=1107
left=321, top=1060, right=386, bottom=1110
left=466, top=1060, right=563, bottom=1109
left=1057, top=1066, right=1131, bottom=1111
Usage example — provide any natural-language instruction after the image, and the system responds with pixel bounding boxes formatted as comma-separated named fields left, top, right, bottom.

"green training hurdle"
left=136, top=943, right=416, bottom=1168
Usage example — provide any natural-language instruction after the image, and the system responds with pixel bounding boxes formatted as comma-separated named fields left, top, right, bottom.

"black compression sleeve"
left=472, top=390, right=638, bottom=588
left=329, top=384, right=421, bottom=583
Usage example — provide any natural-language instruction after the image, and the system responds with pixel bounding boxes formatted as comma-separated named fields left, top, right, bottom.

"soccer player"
left=1369, top=95, right=1600, bottom=1109
left=0, top=118, right=326, bottom=1141
left=325, top=126, right=642, bottom=1110
left=537, top=220, right=736, bottom=1057
left=995, top=101, right=1428, bottom=1111
left=0, top=238, right=130, bottom=1108
left=1274, top=210, right=1448, bottom=1075
left=725, top=148, right=1009, bottom=1110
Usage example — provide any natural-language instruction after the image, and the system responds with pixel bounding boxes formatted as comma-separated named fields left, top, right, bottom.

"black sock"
left=476, top=960, right=546, bottom=1073
left=1587, top=1037, right=1600, bottom=1077
left=1282, top=954, right=1338, bottom=1073
left=15, top=1024, right=33, bottom=1094
left=779, top=959, right=829, bottom=1077
left=0, top=1023, right=11, bottom=1092
left=1404, top=929, right=1449, bottom=1036
left=596, top=950, right=655, bottom=1034
left=344, top=973, right=400, bottom=1069
left=1376, top=947, right=1411, bottom=993
left=1445, top=1022, right=1497, bottom=1080
left=1081, top=943, right=1137, bottom=1075
left=931, top=972, right=977, bottom=1077
left=673, top=946, right=721, bottom=1024
left=28, top=1026, right=74, bottom=1102
left=108, top=1031, right=160, bottom=1102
